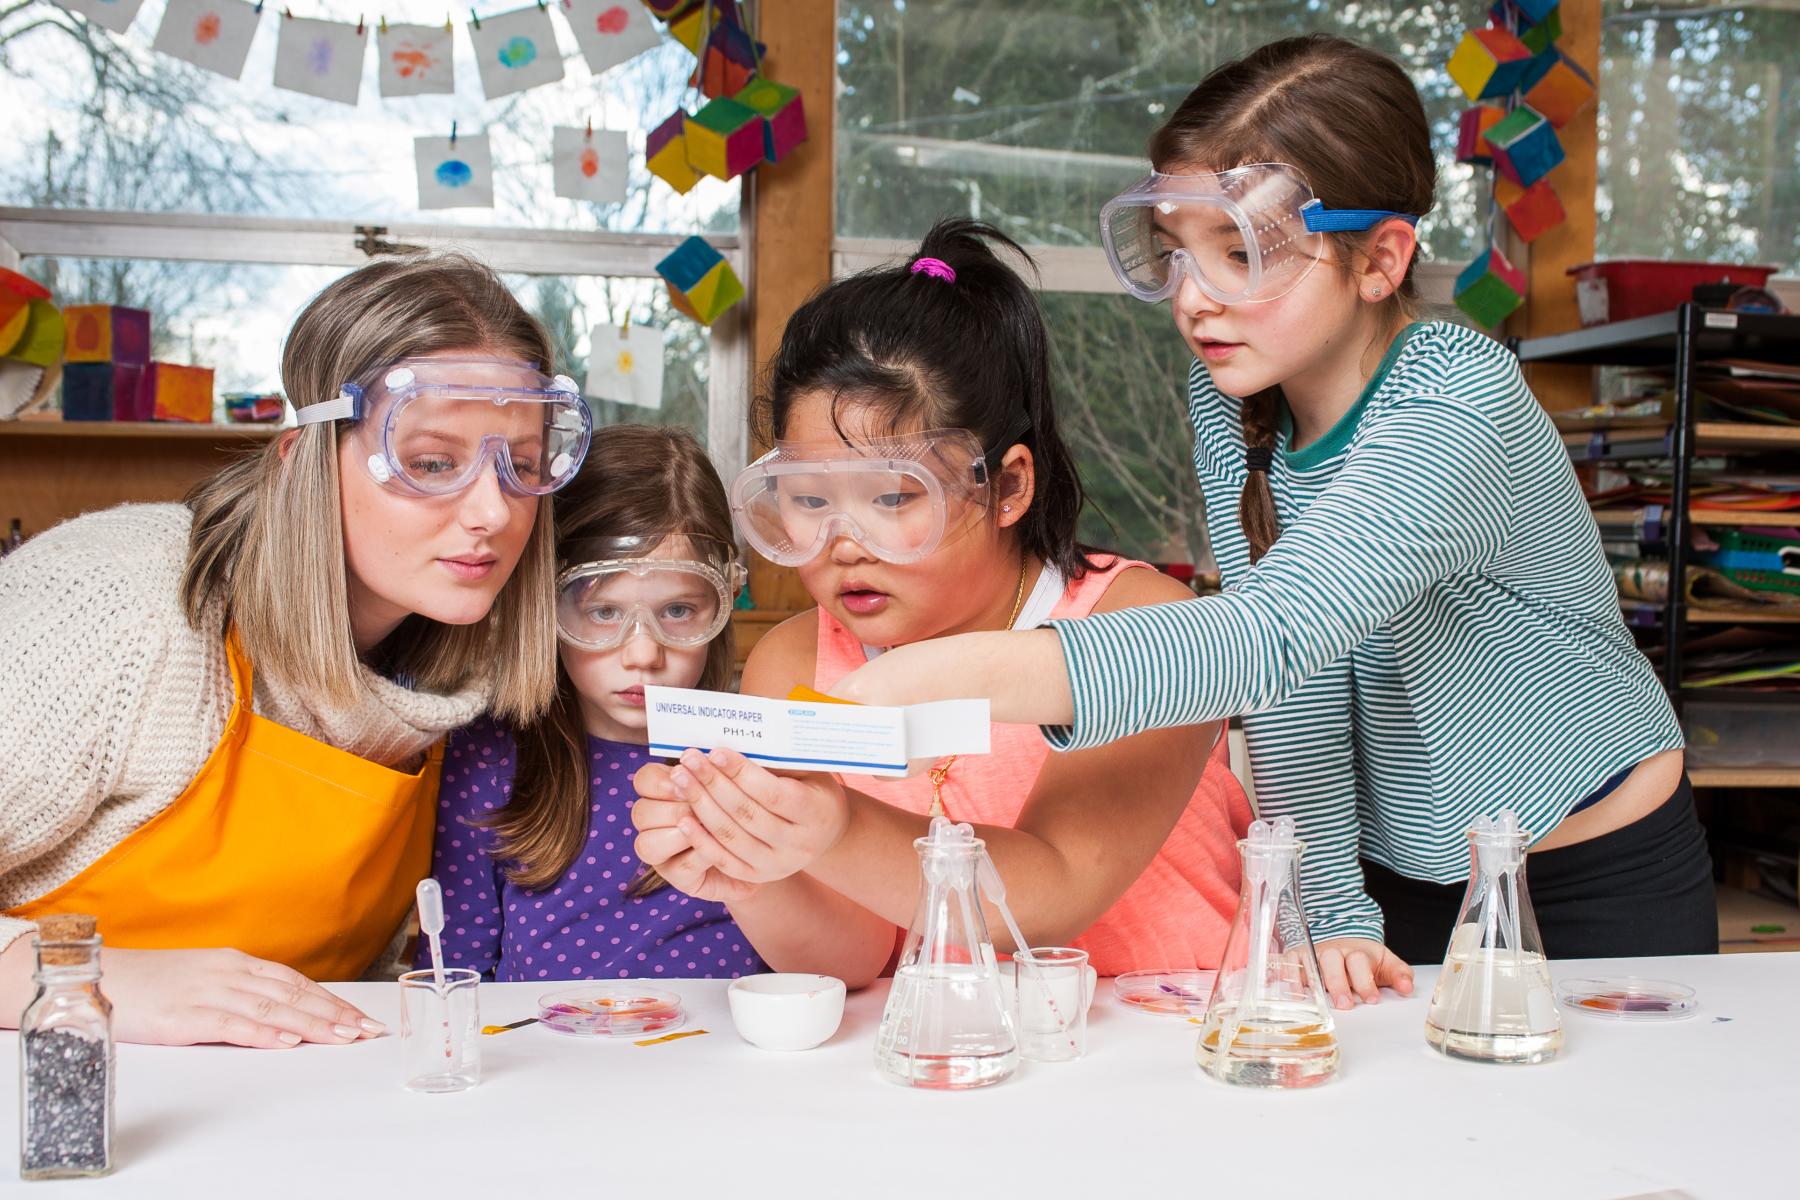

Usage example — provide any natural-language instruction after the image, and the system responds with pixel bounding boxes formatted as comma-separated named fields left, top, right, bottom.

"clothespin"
left=254, top=0, right=264, bottom=12
left=282, top=5, right=291, bottom=18
left=535, top=0, right=546, bottom=10
left=444, top=12, right=452, bottom=31
left=469, top=7, right=480, bottom=29
left=450, top=120, right=458, bottom=146
left=355, top=14, right=365, bottom=34
left=378, top=14, right=387, bottom=32
left=584, top=116, right=592, bottom=141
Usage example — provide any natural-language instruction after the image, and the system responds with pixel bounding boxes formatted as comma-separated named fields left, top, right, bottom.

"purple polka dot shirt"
left=420, top=716, right=766, bottom=982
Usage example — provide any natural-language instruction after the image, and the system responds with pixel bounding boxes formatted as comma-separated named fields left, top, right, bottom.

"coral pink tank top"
left=814, top=557, right=1252, bottom=974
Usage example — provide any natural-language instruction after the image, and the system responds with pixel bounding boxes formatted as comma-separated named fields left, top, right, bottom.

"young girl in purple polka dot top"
left=422, top=425, right=766, bottom=983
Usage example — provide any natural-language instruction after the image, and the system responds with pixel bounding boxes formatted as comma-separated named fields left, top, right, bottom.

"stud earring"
left=1370, top=286, right=1383, bottom=299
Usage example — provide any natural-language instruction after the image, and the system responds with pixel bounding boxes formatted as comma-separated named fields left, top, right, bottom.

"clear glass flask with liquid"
left=1195, top=817, right=1339, bottom=1088
left=1425, top=811, right=1563, bottom=1065
left=874, top=817, right=1019, bottom=1089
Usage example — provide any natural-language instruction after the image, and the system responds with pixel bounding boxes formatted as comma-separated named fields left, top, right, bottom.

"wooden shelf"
left=1691, top=767, right=1800, bottom=788
left=0, top=420, right=281, bottom=440
left=1687, top=607, right=1800, bottom=624
left=1593, top=507, right=1800, bottom=529
left=1696, top=422, right=1800, bottom=453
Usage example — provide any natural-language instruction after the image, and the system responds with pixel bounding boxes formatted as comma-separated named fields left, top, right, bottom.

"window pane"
left=1599, top=2, right=1800, bottom=273
left=0, top=0, right=736, bottom=235
left=20, top=256, right=709, bottom=438
left=836, top=0, right=1483, bottom=264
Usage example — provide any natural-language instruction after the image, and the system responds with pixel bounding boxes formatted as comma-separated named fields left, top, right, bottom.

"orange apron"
left=9, top=634, right=443, bottom=981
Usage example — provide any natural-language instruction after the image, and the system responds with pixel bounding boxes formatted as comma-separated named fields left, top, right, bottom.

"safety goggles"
left=556, top=534, right=746, bottom=651
left=1100, top=163, right=1421, bottom=305
left=294, top=357, right=591, bottom=496
left=730, top=420, right=1024, bottom=567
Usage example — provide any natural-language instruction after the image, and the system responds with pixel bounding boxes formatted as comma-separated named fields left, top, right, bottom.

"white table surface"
left=0, top=953, right=1789, bottom=1198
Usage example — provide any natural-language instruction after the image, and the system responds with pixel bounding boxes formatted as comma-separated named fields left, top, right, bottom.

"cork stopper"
left=36, top=913, right=98, bottom=965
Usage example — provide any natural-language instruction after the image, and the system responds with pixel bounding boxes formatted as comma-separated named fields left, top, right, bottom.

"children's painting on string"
left=378, top=22, right=454, bottom=96
left=585, top=323, right=664, bottom=410
left=415, top=134, right=495, bottom=210
left=55, top=0, right=148, bottom=35
left=552, top=126, right=627, bottom=204
left=562, top=0, right=660, bottom=77
left=151, top=0, right=261, bottom=80
left=469, top=5, right=565, bottom=100
left=273, top=15, right=367, bottom=105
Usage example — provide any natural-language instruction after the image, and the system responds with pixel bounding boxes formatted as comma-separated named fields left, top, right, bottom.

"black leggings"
left=1363, top=776, right=1718, bottom=965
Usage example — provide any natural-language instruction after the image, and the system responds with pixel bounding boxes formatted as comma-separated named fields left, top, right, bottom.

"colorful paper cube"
left=1519, top=9, right=1563, bottom=54
left=691, top=21, right=762, bottom=98
left=1488, top=105, right=1564, bottom=187
left=1457, top=105, right=1506, bottom=166
left=224, top=392, right=286, bottom=423
left=642, top=0, right=692, bottom=17
left=145, top=361, right=214, bottom=423
left=1454, top=248, right=1527, bottom=328
left=684, top=97, right=765, bottom=180
left=1448, top=28, right=1534, bottom=102
left=656, top=237, right=744, bottom=326
left=1523, top=52, right=1596, bottom=128
left=734, top=78, right=808, bottom=163
left=1511, top=0, right=1559, bottom=23
left=60, top=361, right=146, bottom=421
left=63, top=305, right=151, bottom=366
left=647, top=110, right=702, bottom=195
left=5, top=300, right=65, bottom=368
left=1494, top=177, right=1566, bottom=242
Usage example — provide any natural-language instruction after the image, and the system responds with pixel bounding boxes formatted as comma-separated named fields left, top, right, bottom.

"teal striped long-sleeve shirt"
left=1045, top=321, right=1683, bottom=943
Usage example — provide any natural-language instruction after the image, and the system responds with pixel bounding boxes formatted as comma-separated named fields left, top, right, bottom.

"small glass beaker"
left=399, top=968, right=481, bottom=1093
left=1012, top=947, right=1090, bottom=1063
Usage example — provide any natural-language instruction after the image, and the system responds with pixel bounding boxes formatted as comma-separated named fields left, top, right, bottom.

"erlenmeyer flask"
left=1425, top=811, right=1563, bottom=1064
left=875, top=817, right=1018, bottom=1089
left=1195, top=817, right=1338, bottom=1088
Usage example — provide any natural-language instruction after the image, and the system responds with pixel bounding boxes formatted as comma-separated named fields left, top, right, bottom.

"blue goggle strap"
left=1299, top=200, right=1422, bottom=233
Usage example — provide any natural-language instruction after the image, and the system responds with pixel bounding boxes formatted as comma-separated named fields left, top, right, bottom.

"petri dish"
left=1113, top=969, right=1216, bottom=1016
left=537, top=985, right=686, bottom=1038
left=1557, top=977, right=1698, bottom=1021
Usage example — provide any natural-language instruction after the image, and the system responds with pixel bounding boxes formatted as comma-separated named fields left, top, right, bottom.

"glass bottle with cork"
left=19, top=912, right=114, bottom=1180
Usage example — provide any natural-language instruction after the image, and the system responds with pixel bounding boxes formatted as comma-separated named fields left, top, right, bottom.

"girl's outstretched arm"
left=830, top=626, right=1074, bottom=725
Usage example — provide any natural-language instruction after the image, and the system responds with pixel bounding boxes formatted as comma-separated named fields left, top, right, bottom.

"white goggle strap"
left=292, top=389, right=359, bottom=426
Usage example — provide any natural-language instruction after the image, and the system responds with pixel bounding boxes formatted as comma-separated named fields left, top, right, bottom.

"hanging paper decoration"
left=647, top=109, right=701, bottom=194
left=469, top=5, right=565, bottom=100
left=1521, top=51, right=1595, bottom=128
left=562, top=0, right=660, bottom=76
left=1494, top=177, right=1565, bottom=242
left=692, top=19, right=760, bottom=98
left=585, top=323, right=665, bottom=409
left=1456, top=105, right=1504, bottom=166
left=151, top=0, right=261, bottom=80
left=656, top=237, right=743, bottom=325
left=666, top=0, right=742, bottom=54
left=63, top=305, right=150, bottom=366
left=1447, top=27, right=1533, bottom=101
left=734, top=77, right=806, bottom=163
left=4, top=300, right=65, bottom=368
left=683, top=97, right=763, bottom=180
left=378, top=21, right=454, bottom=96
left=640, top=0, right=689, bottom=17
left=415, top=132, right=495, bottom=209
left=272, top=15, right=366, bottom=105
left=0, top=269, right=53, bottom=360
left=55, top=0, right=148, bottom=35
left=1454, top=247, right=1527, bottom=328
left=553, top=126, right=628, bottom=203
left=1487, top=105, right=1563, bottom=187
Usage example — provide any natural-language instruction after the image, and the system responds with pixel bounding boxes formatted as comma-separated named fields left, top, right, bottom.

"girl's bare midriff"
left=1533, top=748, right=1686, bottom=853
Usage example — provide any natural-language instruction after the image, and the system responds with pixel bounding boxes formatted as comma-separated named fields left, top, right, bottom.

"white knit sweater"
left=0, top=503, right=491, bottom=957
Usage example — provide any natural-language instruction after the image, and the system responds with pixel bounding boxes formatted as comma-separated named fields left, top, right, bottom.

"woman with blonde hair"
left=0, top=252, right=585, bottom=1047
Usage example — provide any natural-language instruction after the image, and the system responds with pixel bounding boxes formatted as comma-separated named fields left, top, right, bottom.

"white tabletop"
left=0, top=952, right=1790, bottom=1198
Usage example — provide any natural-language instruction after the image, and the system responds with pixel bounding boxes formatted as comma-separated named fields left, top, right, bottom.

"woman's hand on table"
left=1316, top=937, right=1415, bottom=1009
left=101, top=947, right=385, bottom=1048
left=631, top=749, right=849, bottom=885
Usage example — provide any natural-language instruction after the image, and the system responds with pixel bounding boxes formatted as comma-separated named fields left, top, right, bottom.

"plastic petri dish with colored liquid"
left=537, top=985, right=686, bottom=1038
left=1557, top=978, right=1698, bottom=1021
left=1113, top=969, right=1216, bottom=1016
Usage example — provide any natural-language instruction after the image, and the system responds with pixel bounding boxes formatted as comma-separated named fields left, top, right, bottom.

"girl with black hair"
left=630, top=220, right=1250, bottom=984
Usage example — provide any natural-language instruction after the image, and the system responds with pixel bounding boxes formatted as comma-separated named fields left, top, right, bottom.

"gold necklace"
left=927, top=558, right=1031, bottom=819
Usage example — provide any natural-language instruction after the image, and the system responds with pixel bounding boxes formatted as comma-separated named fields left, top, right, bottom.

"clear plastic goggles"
left=555, top=534, right=746, bottom=651
left=295, top=357, right=592, bottom=496
left=730, top=426, right=1008, bottom=567
left=1100, top=163, right=1420, bottom=305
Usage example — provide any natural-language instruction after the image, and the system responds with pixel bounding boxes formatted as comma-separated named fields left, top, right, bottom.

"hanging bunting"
left=585, top=323, right=665, bottom=409
left=561, top=0, right=660, bottom=76
left=273, top=14, right=367, bottom=105
left=378, top=21, right=455, bottom=96
left=552, top=125, right=628, bottom=203
left=415, top=130, right=495, bottom=209
left=151, top=0, right=262, bottom=80
left=54, top=0, right=149, bottom=35
left=468, top=4, right=566, bottom=100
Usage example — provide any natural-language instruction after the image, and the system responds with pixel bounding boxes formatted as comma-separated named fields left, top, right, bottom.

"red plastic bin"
left=1566, top=259, right=1778, bottom=327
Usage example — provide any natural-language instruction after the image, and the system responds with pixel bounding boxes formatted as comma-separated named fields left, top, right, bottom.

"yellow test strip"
left=787, top=686, right=859, bottom=705
left=634, top=1028, right=710, bottom=1047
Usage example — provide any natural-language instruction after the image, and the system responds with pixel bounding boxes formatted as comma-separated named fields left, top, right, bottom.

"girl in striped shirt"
left=826, top=35, right=1716, bottom=1007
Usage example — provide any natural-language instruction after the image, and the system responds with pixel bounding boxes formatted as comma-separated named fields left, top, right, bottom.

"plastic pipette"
left=416, top=878, right=447, bottom=991
left=977, top=840, right=1076, bottom=1054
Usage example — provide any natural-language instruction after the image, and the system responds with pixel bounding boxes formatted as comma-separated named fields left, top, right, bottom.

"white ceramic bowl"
left=727, top=974, right=847, bottom=1051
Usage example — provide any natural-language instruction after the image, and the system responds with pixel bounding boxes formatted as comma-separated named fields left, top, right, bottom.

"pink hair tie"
left=910, top=256, right=956, bottom=284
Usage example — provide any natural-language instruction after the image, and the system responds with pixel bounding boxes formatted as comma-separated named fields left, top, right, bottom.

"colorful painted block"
left=146, top=361, right=214, bottom=422
left=62, top=305, right=151, bottom=366
left=1488, top=105, right=1564, bottom=187
left=647, top=109, right=702, bottom=195
left=691, top=20, right=761, bottom=98
left=1454, top=248, right=1527, bottom=328
left=5, top=300, right=65, bottom=368
left=684, top=97, right=764, bottom=179
left=656, top=237, right=744, bottom=325
left=1494, top=177, right=1566, bottom=242
left=1457, top=105, right=1506, bottom=166
left=1447, top=27, right=1534, bottom=102
left=1519, top=9, right=1562, bottom=54
left=60, top=361, right=146, bottom=421
left=224, top=392, right=286, bottom=422
left=734, top=77, right=808, bottom=163
left=1524, top=52, right=1596, bottom=128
